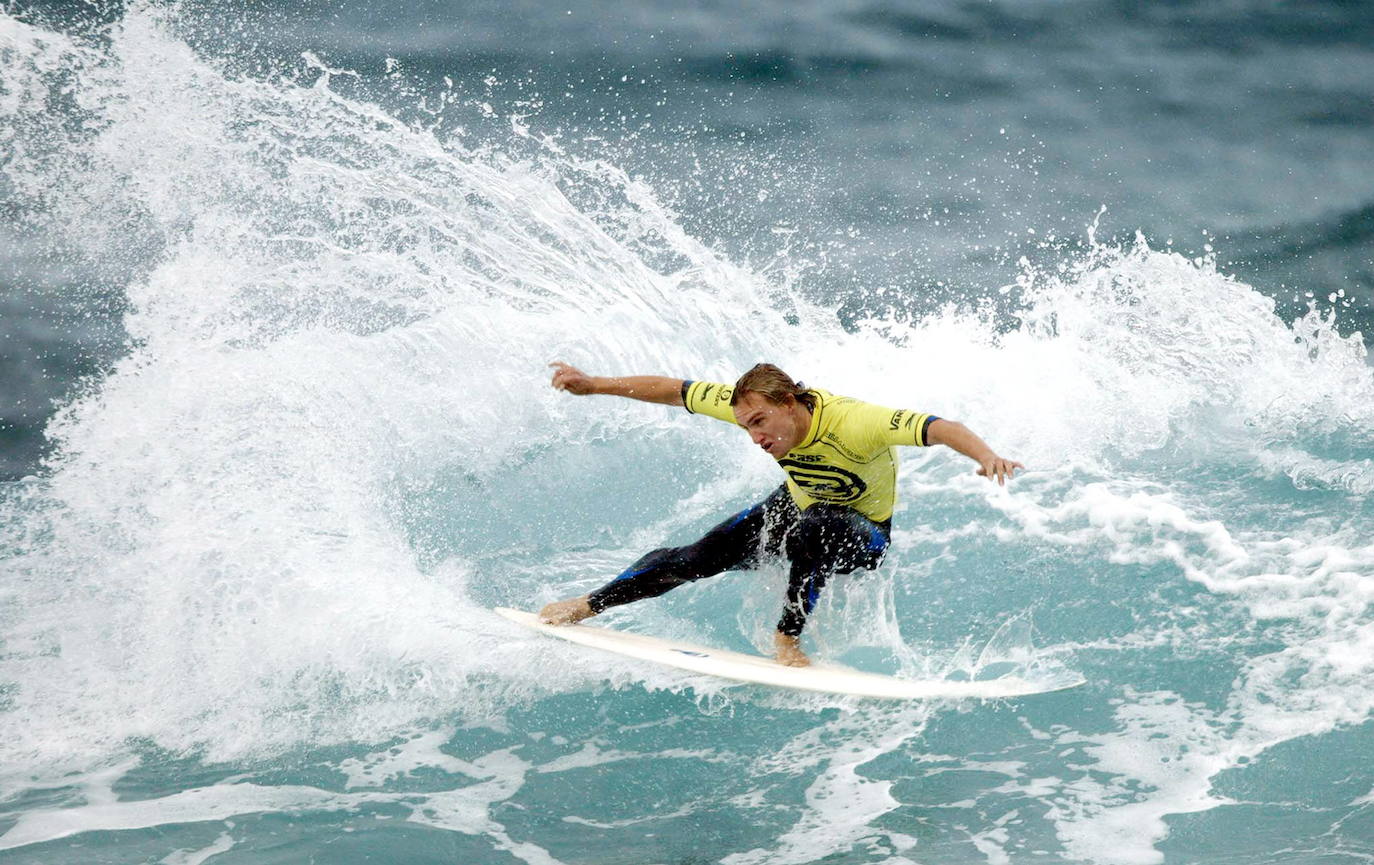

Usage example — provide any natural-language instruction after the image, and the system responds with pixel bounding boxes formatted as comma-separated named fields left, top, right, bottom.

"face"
left=732, top=391, right=808, bottom=458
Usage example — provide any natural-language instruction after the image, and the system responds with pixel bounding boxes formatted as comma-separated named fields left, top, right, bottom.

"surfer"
left=539, top=361, right=1022, bottom=667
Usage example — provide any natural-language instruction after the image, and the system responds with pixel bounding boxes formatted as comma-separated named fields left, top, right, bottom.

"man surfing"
left=539, top=361, right=1022, bottom=667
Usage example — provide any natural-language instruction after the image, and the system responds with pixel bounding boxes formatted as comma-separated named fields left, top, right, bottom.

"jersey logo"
left=695, top=383, right=731, bottom=408
left=777, top=459, right=868, bottom=504
left=890, top=410, right=906, bottom=431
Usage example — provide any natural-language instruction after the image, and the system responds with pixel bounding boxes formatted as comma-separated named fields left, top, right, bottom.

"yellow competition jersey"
left=683, top=381, right=937, bottom=523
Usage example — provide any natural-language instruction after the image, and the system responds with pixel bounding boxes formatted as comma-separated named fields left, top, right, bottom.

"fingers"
left=990, top=460, right=1009, bottom=486
left=548, top=360, right=577, bottom=391
left=978, top=458, right=1024, bottom=486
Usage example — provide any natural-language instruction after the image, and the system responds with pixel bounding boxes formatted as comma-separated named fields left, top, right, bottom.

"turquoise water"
left=3, top=4, right=1374, bottom=863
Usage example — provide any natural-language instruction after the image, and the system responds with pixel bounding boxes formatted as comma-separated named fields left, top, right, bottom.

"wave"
left=3, top=7, right=1374, bottom=862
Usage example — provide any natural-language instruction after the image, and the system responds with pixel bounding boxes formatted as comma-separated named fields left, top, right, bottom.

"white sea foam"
left=724, top=706, right=927, bottom=865
left=159, top=830, right=235, bottom=865
left=0, top=1, right=791, bottom=773
left=0, top=742, right=563, bottom=865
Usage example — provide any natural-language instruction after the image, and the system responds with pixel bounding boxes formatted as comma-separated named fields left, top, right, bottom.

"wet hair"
left=730, top=363, right=817, bottom=412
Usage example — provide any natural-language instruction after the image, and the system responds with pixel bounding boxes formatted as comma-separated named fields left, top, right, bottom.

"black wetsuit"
left=588, top=485, right=891, bottom=635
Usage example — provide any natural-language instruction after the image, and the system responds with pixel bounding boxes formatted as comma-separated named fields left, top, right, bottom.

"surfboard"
left=495, top=608, right=1086, bottom=700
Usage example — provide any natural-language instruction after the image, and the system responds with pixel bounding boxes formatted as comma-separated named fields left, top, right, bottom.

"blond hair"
left=731, top=363, right=816, bottom=411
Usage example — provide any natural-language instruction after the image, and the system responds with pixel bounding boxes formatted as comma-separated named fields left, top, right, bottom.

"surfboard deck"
left=495, top=608, right=1086, bottom=700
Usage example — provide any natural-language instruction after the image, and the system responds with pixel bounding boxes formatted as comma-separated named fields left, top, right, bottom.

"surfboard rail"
left=495, top=608, right=1085, bottom=700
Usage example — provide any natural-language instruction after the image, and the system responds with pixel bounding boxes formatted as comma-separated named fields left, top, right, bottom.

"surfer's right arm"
left=548, top=361, right=685, bottom=406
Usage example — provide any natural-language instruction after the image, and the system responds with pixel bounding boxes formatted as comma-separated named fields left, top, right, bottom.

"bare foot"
left=539, top=596, right=594, bottom=625
left=774, top=631, right=811, bottom=667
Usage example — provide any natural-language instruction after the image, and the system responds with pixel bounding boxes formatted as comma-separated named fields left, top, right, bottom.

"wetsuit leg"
left=776, top=505, right=890, bottom=636
left=588, top=487, right=798, bottom=614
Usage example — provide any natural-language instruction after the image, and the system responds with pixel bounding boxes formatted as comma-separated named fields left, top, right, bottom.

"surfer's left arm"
left=926, top=419, right=1023, bottom=486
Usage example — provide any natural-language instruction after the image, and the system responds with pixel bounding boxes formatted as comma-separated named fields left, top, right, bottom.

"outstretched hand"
left=549, top=361, right=598, bottom=395
left=976, top=456, right=1024, bottom=486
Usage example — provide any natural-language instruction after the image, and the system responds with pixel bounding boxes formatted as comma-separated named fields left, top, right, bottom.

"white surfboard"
left=495, top=608, right=1085, bottom=700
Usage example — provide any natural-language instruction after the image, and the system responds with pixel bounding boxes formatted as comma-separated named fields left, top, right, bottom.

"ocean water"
left=2, top=2, right=1373, bottom=863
